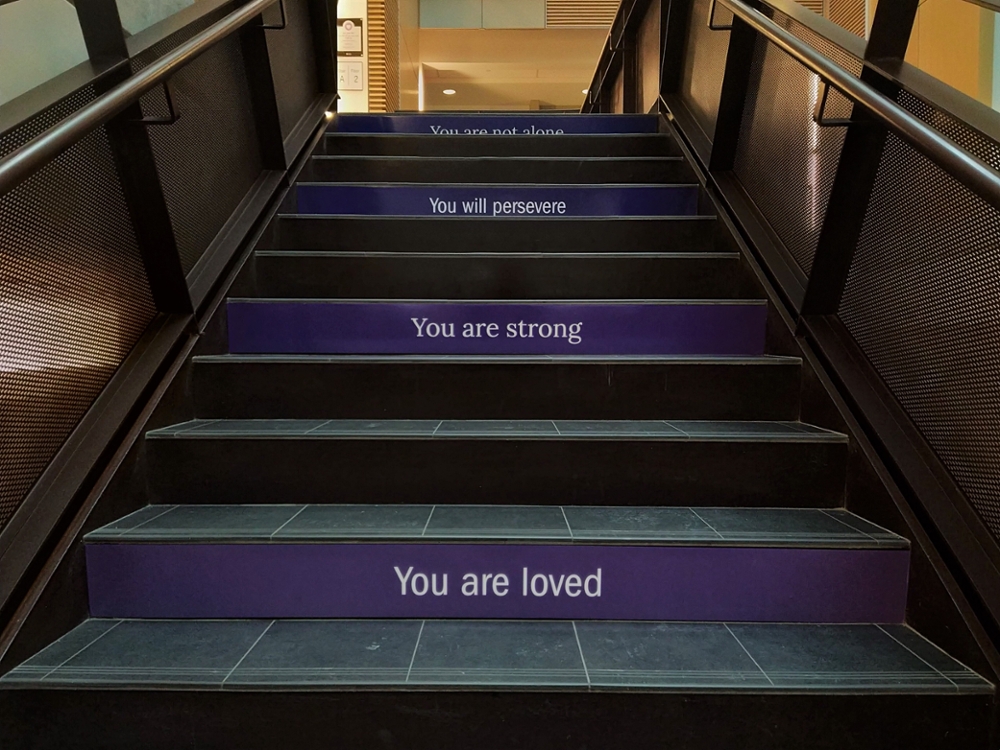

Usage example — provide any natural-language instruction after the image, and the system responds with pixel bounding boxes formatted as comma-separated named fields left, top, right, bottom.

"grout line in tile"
left=560, top=507, right=573, bottom=539
left=572, top=622, right=591, bottom=687
left=724, top=624, right=774, bottom=687
left=119, top=506, right=179, bottom=537
left=875, top=625, right=959, bottom=692
left=421, top=507, right=436, bottom=537
left=818, top=509, right=878, bottom=543
left=174, top=419, right=221, bottom=435
left=41, top=621, right=124, bottom=681
left=406, top=621, right=426, bottom=683
left=270, top=506, right=310, bottom=540
left=688, top=509, right=725, bottom=540
left=223, top=621, right=275, bottom=687
left=663, top=420, right=690, bottom=439
left=303, top=420, right=333, bottom=435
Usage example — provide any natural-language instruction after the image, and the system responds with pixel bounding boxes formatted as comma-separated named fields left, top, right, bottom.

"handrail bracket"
left=134, top=81, right=180, bottom=126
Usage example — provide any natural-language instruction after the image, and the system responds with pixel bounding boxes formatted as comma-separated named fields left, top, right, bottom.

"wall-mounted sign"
left=337, top=18, right=363, bottom=57
left=338, top=61, right=363, bottom=91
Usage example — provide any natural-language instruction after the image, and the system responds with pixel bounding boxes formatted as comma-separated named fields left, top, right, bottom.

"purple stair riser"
left=331, top=114, right=659, bottom=134
left=86, top=543, right=909, bottom=622
left=294, top=184, right=699, bottom=217
left=226, top=301, right=768, bottom=356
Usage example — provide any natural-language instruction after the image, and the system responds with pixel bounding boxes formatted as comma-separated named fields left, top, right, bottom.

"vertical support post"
left=661, top=0, right=694, bottom=96
left=237, top=2, right=288, bottom=170
left=708, top=9, right=758, bottom=171
left=623, top=34, right=640, bottom=113
left=73, top=0, right=192, bottom=314
left=798, top=0, right=919, bottom=316
left=308, top=0, right=339, bottom=94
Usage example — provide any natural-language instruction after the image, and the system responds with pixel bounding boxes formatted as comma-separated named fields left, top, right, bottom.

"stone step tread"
left=145, top=419, right=846, bottom=442
left=253, top=250, right=740, bottom=258
left=1, top=619, right=989, bottom=693
left=227, top=297, right=767, bottom=305
left=192, top=354, right=801, bottom=365
left=309, top=155, right=685, bottom=162
left=84, top=505, right=905, bottom=548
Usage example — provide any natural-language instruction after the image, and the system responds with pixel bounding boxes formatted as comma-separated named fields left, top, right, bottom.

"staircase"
left=0, top=113, right=992, bottom=749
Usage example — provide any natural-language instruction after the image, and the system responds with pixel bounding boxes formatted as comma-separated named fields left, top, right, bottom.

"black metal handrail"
left=0, top=0, right=278, bottom=198
left=720, top=0, right=1000, bottom=213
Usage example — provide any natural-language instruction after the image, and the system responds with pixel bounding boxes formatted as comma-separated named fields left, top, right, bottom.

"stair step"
left=319, top=133, right=682, bottom=157
left=190, top=354, right=802, bottom=420
left=0, top=621, right=991, bottom=749
left=86, top=504, right=904, bottom=546
left=292, top=183, right=700, bottom=217
left=83, top=505, right=907, bottom=620
left=225, top=299, right=768, bottom=356
left=266, top=215, right=721, bottom=254
left=251, top=251, right=755, bottom=300
left=329, top=113, right=660, bottom=134
left=143, top=420, right=848, bottom=506
left=2, top=619, right=987, bottom=691
left=299, top=156, right=696, bottom=184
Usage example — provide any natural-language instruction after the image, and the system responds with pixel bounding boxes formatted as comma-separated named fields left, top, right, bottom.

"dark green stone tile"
left=576, top=622, right=770, bottom=688
left=0, top=620, right=122, bottom=683
left=85, top=506, right=178, bottom=539
left=310, top=420, right=441, bottom=436
left=564, top=506, right=717, bottom=540
left=226, top=620, right=422, bottom=686
left=729, top=624, right=956, bottom=691
left=43, top=620, right=271, bottom=687
left=691, top=508, right=900, bottom=547
left=146, top=420, right=217, bottom=437
left=425, top=505, right=570, bottom=538
left=435, top=420, right=559, bottom=437
left=182, top=419, right=330, bottom=436
left=274, top=505, right=435, bottom=538
left=408, top=621, right=586, bottom=686
left=879, top=626, right=993, bottom=693
left=826, top=511, right=906, bottom=543
left=552, top=421, right=684, bottom=438
left=107, top=505, right=306, bottom=541
left=668, top=421, right=845, bottom=441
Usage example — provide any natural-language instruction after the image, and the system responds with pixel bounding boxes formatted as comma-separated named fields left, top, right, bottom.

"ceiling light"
left=582, top=89, right=589, bottom=95
left=443, top=89, right=456, bottom=96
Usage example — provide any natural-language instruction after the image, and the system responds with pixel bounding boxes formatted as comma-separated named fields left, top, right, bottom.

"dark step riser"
left=146, top=439, right=847, bottom=506
left=320, top=134, right=681, bottom=157
left=252, top=255, right=752, bottom=300
left=192, top=361, right=802, bottom=420
left=87, top=542, right=908, bottom=622
left=293, top=184, right=700, bottom=218
left=1, top=691, right=990, bottom=750
left=226, top=301, right=767, bottom=356
left=331, top=114, right=660, bottom=135
left=269, top=217, right=719, bottom=254
left=300, top=158, right=694, bottom=185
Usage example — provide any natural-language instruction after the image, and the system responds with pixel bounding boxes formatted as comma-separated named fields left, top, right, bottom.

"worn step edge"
left=84, top=505, right=905, bottom=548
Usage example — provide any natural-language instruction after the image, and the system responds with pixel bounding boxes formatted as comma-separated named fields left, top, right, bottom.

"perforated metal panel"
left=732, top=11, right=860, bottom=275
left=0, top=94, right=156, bottom=531
left=133, top=7, right=264, bottom=274
left=840, top=109, right=1000, bottom=540
left=679, top=0, right=731, bottom=140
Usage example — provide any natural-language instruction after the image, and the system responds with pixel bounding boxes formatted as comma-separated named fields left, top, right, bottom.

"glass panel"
left=483, top=0, right=545, bottom=29
left=115, top=0, right=201, bottom=35
left=791, top=0, right=870, bottom=39
left=0, top=0, right=89, bottom=107
left=420, top=0, right=483, bottom=29
left=905, top=0, right=997, bottom=110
